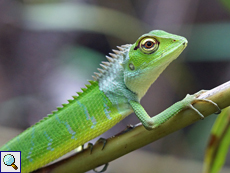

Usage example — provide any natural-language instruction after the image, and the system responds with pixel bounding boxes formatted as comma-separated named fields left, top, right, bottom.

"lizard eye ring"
left=139, top=37, right=158, bottom=54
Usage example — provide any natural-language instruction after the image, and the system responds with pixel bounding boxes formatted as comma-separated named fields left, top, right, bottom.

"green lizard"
left=0, top=30, right=216, bottom=173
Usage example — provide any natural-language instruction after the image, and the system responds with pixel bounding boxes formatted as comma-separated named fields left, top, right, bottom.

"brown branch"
left=33, top=81, right=230, bottom=173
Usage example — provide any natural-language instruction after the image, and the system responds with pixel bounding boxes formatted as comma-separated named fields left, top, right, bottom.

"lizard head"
left=122, top=30, right=188, bottom=100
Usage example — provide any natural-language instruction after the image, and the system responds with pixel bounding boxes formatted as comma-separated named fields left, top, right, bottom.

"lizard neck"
left=96, top=45, right=138, bottom=116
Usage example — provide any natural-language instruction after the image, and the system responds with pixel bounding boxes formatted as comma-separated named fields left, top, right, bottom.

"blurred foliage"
left=220, top=0, right=230, bottom=11
left=58, top=45, right=104, bottom=77
left=23, top=3, right=230, bottom=61
left=185, top=23, right=230, bottom=61
left=203, top=107, right=230, bottom=173
left=23, top=3, right=147, bottom=42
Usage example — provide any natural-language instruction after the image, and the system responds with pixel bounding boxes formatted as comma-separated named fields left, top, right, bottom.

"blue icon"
left=3, top=154, right=18, bottom=170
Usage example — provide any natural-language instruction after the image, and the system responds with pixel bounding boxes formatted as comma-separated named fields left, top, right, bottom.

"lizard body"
left=0, top=30, right=188, bottom=172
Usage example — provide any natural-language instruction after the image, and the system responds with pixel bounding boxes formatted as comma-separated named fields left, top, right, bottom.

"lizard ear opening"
left=129, top=63, right=135, bottom=70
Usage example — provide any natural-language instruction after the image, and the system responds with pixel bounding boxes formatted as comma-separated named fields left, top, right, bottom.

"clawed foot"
left=93, top=163, right=109, bottom=173
left=87, top=138, right=108, bottom=172
left=184, top=90, right=221, bottom=119
left=88, top=138, right=107, bottom=154
left=115, top=124, right=135, bottom=136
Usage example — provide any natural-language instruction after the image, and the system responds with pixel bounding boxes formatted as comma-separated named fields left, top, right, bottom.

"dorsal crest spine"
left=32, top=44, right=131, bottom=126
left=91, top=44, right=131, bottom=81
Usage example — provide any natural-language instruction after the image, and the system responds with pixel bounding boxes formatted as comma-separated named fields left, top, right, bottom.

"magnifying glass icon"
left=3, top=154, right=18, bottom=170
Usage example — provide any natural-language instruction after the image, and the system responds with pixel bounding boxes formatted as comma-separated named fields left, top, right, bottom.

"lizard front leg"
left=129, top=93, right=221, bottom=130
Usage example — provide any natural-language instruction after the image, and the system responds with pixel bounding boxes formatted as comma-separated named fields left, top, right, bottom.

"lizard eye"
left=139, top=37, right=158, bottom=54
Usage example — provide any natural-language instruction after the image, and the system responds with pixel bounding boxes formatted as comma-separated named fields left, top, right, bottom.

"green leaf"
left=220, top=0, right=230, bottom=11
left=203, top=107, right=230, bottom=173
